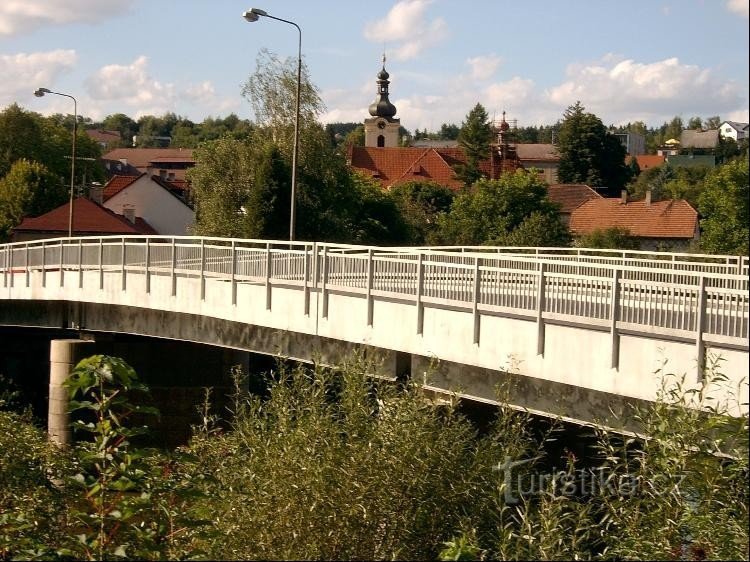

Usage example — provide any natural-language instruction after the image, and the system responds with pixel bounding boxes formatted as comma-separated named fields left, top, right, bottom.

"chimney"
left=122, top=206, right=136, bottom=224
left=645, top=190, right=652, bottom=207
left=89, top=185, right=104, bottom=205
left=620, top=190, right=628, bottom=204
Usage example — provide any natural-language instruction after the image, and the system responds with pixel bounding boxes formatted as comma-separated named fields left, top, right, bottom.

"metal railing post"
left=170, top=238, right=177, bottom=297
left=121, top=238, right=127, bottom=291
left=472, top=256, right=481, bottom=345
left=366, top=248, right=374, bottom=326
left=145, top=237, right=151, bottom=294
left=303, top=243, right=310, bottom=315
left=8, top=245, right=13, bottom=289
left=2, top=246, right=6, bottom=288
left=200, top=239, right=206, bottom=301
left=25, top=243, right=30, bottom=288
left=416, top=253, right=424, bottom=335
left=610, top=269, right=621, bottom=369
left=231, top=240, right=237, bottom=306
left=78, top=239, right=83, bottom=289
left=59, top=239, right=64, bottom=287
left=321, top=245, right=329, bottom=319
left=42, top=242, right=47, bottom=287
left=695, top=276, right=707, bottom=382
left=536, top=262, right=546, bottom=356
left=98, top=239, right=104, bottom=290
left=265, top=242, right=272, bottom=310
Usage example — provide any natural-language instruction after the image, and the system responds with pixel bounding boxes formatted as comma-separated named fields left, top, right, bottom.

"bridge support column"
left=48, top=339, right=96, bottom=446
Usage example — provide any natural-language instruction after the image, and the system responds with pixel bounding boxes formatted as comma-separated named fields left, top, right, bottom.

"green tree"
left=101, top=112, right=138, bottom=146
left=439, top=123, right=460, bottom=140
left=342, top=125, right=365, bottom=147
left=389, top=180, right=455, bottom=244
left=436, top=169, right=569, bottom=246
left=0, top=159, right=65, bottom=240
left=0, top=104, right=46, bottom=178
left=189, top=133, right=290, bottom=239
left=698, top=158, right=749, bottom=255
left=242, top=48, right=324, bottom=152
left=455, top=103, right=493, bottom=186
left=705, top=115, right=721, bottom=130
left=576, top=226, right=640, bottom=250
left=556, top=102, right=631, bottom=194
left=687, top=116, right=703, bottom=130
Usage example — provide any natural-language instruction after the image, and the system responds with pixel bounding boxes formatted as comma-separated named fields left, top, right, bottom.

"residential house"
left=546, top=184, right=602, bottom=226
left=102, top=147, right=195, bottom=181
left=86, top=129, right=121, bottom=150
left=12, top=197, right=156, bottom=242
left=630, top=154, right=665, bottom=171
left=516, top=144, right=560, bottom=184
left=718, top=120, right=749, bottom=142
left=657, top=138, right=681, bottom=156
left=569, top=192, right=699, bottom=251
left=613, top=131, right=646, bottom=155
left=679, top=129, right=719, bottom=152
left=665, top=154, right=716, bottom=169
left=347, top=145, right=520, bottom=191
left=100, top=174, right=195, bottom=236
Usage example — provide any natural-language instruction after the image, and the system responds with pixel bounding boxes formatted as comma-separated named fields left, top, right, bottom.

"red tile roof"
left=102, top=148, right=194, bottom=169
left=86, top=129, right=121, bottom=144
left=516, top=143, right=559, bottom=161
left=547, top=184, right=602, bottom=214
left=569, top=198, right=698, bottom=239
left=14, top=197, right=157, bottom=236
left=630, top=154, right=665, bottom=170
left=103, top=174, right=143, bottom=201
left=348, top=146, right=518, bottom=190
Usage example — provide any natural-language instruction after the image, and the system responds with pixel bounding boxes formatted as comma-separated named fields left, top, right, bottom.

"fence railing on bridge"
left=2, top=237, right=748, bottom=355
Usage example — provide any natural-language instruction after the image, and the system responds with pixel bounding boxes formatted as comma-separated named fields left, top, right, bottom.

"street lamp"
left=243, top=7, right=301, bottom=242
left=35, top=88, right=77, bottom=238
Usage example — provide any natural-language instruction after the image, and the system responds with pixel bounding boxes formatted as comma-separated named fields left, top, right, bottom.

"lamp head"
left=243, top=7, right=267, bottom=21
left=34, top=87, right=51, bottom=97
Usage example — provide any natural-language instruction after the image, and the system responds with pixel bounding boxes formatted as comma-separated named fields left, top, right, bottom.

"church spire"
left=368, top=54, right=397, bottom=118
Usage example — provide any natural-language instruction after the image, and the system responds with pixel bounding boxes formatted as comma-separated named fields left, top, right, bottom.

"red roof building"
left=569, top=196, right=699, bottom=250
left=547, top=184, right=602, bottom=215
left=630, top=154, right=666, bottom=171
left=347, top=146, right=519, bottom=190
left=102, top=148, right=195, bottom=181
left=12, top=197, right=157, bottom=241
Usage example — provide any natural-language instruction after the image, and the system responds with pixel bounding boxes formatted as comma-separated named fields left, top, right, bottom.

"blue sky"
left=1, top=0, right=748, bottom=132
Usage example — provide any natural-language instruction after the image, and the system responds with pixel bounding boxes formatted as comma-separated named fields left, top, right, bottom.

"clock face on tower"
left=377, top=120, right=386, bottom=129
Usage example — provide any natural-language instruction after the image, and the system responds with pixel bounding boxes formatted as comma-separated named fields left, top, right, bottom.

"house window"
left=377, top=135, right=385, bottom=147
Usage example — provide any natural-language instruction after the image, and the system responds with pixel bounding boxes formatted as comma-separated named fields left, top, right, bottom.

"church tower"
left=364, top=55, right=400, bottom=147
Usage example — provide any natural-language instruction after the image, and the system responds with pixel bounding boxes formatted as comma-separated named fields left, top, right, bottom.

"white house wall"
left=104, top=176, right=194, bottom=235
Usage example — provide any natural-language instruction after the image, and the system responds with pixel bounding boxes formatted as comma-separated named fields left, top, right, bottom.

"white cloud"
left=322, top=54, right=747, bottom=133
left=363, top=0, right=448, bottom=61
left=81, top=56, right=239, bottom=120
left=546, top=55, right=745, bottom=125
left=466, top=54, right=503, bottom=81
left=726, top=0, right=749, bottom=17
left=0, top=50, right=77, bottom=106
left=0, top=0, right=134, bottom=36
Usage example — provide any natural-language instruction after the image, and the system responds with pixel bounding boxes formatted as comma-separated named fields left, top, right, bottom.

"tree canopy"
left=435, top=170, right=569, bottom=246
left=698, top=158, right=749, bottom=255
left=557, top=102, right=631, bottom=194
left=455, top=103, right=493, bottom=186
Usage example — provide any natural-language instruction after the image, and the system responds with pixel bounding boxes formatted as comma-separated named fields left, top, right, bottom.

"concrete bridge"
left=1, top=236, right=748, bottom=432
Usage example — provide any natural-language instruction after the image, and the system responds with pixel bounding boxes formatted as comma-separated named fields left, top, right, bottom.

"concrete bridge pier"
left=48, top=339, right=96, bottom=446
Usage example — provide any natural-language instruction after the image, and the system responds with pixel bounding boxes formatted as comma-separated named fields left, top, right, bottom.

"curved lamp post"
left=34, top=88, right=77, bottom=238
left=243, top=7, right=301, bottom=242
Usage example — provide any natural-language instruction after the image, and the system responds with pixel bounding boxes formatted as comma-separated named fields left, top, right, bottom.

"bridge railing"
left=2, top=236, right=748, bottom=344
